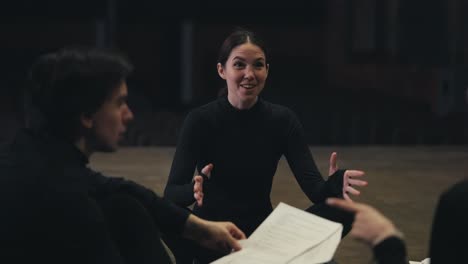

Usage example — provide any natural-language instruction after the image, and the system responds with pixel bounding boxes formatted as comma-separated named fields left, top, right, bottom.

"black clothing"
left=373, top=236, right=408, bottom=264
left=164, top=97, right=350, bottom=263
left=429, top=180, right=468, bottom=263
left=0, top=128, right=188, bottom=263
left=372, top=180, right=468, bottom=264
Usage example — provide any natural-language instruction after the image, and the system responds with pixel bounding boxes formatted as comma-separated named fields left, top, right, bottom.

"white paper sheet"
left=211, top=202, right=343, bottom=264
left=409, top=258, right=430, bottom=264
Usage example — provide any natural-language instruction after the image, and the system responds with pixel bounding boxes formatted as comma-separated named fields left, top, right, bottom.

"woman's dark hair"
left=217, top=28, right=268, bottom=67
left=27, top=47, right=133, bottom=140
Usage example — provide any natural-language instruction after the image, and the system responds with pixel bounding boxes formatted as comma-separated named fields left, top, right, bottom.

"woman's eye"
left=233, top=62, right=245, bottom=68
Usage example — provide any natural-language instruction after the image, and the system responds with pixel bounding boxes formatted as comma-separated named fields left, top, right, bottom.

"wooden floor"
left=91, top=146, right=468, bottom=264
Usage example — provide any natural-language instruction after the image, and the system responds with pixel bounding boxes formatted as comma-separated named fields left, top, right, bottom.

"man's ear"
left=80, top=113, right=93, bottom=129
left=217, top=63, right=226, bottom=80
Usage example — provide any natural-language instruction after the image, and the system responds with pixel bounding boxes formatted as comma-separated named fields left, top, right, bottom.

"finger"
left=201, top=163, right=214, bottom=179
left=348, top=178, right=368, bottom=187
left=344, top=193, right=353, bottom=202
left=194, top=175, right=203, bottom=185
left=329, top=152, right=338, bottom=175
left=197, top=195, right=203, bottom=206
left=343, top=193, right=353, bottom=203
left=229, top=225, right=246, bottom=240
left=194, top=175, right=203, bottom=181
left=216, top=241, right=231, bottom=253
left=193, top=178, right=203, bottom=192
left=345, top=185, right=361, bottom=196
left=326, top=197, right=361, bottom=212
left=344, top=170, right=365, bottom=178
left=225, top=234, right=242, bottom=252
left=194, top=192, right=203, bottom=205
left=194, top=183, right=202, bottom=192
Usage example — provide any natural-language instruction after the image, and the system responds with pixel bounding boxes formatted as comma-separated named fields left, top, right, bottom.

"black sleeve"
left=90, top=171, right=190, bottom=235
left=164, top=111, right=201, bottom=207
left=373, top=236, right=408, bottom=264
left=283, top=110, right=344, bottom=203
left=429, top=180, right=468, bottom=263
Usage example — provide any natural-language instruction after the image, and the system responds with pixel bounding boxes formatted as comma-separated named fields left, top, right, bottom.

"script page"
left=211, top=202, right=342, bottom=264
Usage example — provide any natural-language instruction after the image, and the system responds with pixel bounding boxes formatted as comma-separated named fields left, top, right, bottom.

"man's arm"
left=90, top=170, right=246, bottom=253
left=327, top=198, right=407, bottom=264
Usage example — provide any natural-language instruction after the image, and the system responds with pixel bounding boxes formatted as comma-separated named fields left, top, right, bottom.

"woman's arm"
left=284, top=109, right=366, bottom=203
left=164, top=111, right=202, bottom=206
left=283, top=110, right=342, bottom=203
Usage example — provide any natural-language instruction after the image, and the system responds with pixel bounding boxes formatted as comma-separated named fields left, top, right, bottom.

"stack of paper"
left=211, top=202, right=343, bottom=264
left=409, top=258, right=430, bottom=264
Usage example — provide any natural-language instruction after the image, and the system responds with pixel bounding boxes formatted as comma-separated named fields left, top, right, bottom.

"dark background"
left=1, top=0, right=467, bottom=146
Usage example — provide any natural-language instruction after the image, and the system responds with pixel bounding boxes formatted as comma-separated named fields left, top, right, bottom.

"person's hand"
left=329, top=152, right=367, bottom=201
left=326, top=198, right=401, bottom=246
left=199, top=220, right=246, bottom=253
left=193, top=163, right=213, bottom=206
left=184, top=215, right=246, bottom=253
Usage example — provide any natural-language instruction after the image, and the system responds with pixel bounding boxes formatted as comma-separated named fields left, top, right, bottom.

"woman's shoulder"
left=183, top=99, right=221, bottom=125
left=261, top=99, right=298, bottom=119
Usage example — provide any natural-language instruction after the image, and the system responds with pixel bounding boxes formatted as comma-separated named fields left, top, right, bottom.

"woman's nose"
left=244, top=67, right=254, bottom=79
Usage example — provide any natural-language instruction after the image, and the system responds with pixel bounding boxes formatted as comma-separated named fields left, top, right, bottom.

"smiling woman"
left=216, top=41, right=269, bottom=109
left=163, top=28, right=367, bottom=264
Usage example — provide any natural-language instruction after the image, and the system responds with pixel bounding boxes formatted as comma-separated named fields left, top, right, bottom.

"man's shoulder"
left=442, top=180, right=468, bottom=202
left=0, top=128, right=71, bottom=187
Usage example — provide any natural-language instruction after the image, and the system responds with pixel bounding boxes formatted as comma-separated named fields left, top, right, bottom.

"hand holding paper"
left=211, top=203, right=343, bottom=264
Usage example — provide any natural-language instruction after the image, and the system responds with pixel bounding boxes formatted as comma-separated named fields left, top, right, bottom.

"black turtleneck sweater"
left=165, top=97, right=343, bottom=235
left=0, top=128, right=189, bottom=263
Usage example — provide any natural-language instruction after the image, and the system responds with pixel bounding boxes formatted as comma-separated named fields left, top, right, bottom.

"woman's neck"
left=227, top=95, right=258, bottom=110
